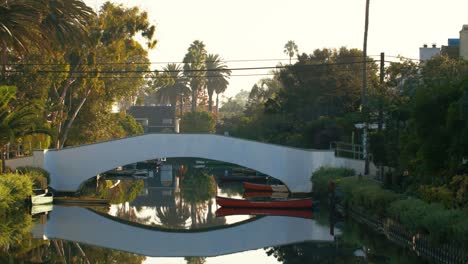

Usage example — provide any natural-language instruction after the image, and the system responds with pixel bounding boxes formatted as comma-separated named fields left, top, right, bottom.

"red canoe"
left=243, top=191, right=289, bottom=199
left=215, top=207, right=313, bottom=219
left=243, top=182, right=289, bottom=192
left=216, top=196, right=313, bottom=209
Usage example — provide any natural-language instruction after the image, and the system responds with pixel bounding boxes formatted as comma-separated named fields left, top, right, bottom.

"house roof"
left=127, top=106, right=174, bottom=126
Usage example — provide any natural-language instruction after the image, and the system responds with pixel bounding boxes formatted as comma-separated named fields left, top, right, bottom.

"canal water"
left=1, top=158, right=428, bottom=263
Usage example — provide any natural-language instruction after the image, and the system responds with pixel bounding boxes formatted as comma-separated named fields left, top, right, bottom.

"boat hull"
left=243, top=182, right=289, bottom=192
left=215, top=196, right=313, bottom=208
left=215, top=207, right=313, bottom=219
left=54, top=197, right=110, bottom=205
left=243, top=191, right=289, bottom=199
left=31, top=193, right=53, bottom=205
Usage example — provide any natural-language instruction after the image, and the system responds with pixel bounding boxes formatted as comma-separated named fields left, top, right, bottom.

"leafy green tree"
left=283, top=40, right=299, bottom=64
left=401, top=56, right=468, bottom=181
left=205, top=54, right=231, bottom=112
left=180, top=111, right=216, bottom=133
left=183, top=40, right=207, bottom=112
left=50, top=2, right=155, bottom=148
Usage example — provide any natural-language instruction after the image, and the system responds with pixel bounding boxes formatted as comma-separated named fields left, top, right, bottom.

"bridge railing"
left=1, top=141, right=46, bottom=160
left=329, top=141, right=367, bottom=160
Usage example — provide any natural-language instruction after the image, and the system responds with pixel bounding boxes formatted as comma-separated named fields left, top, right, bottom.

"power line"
left=3, top=55, right=385, bottom=67
left=25, top=60, right=376, bottom=74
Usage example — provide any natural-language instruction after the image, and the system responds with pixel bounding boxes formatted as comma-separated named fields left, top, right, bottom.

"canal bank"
left=312, top=167, right=468, bottom=264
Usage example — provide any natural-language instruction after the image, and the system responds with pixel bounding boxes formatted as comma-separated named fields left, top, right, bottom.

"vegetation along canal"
left=0, top=158, right=442, bottom=263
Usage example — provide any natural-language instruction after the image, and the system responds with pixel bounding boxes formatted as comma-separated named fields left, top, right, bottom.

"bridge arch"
left=39, top=205, right=336, bottom=257
left=43, top=134, right=338, bottom=192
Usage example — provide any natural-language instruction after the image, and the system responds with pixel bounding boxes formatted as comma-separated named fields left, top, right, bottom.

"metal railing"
left=343, top=205, right=468, bottom=264
left=329, top=141, right=365, bottom=160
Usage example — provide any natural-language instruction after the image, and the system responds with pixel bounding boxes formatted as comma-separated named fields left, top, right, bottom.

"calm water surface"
left=1, top=158, right=427, bottom=263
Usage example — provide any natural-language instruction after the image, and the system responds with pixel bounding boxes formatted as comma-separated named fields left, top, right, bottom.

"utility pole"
left=362, top=0, right=370, bottom=175
left=378, top=52, right=385, bottom=179
left=378, top=52, right=385, bottom=131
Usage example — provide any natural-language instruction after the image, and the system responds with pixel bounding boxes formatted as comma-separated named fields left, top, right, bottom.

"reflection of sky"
left=144, top=249, right=280, bottom=264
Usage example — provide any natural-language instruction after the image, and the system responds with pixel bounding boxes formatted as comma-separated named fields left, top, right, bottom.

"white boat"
left=31, top=189, right=53, bottom=205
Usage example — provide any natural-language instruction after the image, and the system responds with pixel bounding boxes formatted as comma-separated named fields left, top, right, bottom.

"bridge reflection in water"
left=35, top=205, right=339, bottom=257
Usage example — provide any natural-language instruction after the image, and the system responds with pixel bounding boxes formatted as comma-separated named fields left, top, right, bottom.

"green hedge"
left=388, top=198, right=468, bottom=246
left=337, top=176, right=468, bottom=248
left=338, top=177, right=403, bottom=217
left=311, top=167, right=355, bottom=197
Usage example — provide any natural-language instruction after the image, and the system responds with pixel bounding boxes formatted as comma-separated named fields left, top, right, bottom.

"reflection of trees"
left=0, top=209, right=32, bottom=251
left=185, top=256, right=206, bottom=264
left=156, top=192, right=190, bottom=229
left=0, top=210, right=145, bottom=263
left=115, top=202, right=151, bottom=224
left=4, top=238, right=146, bottom=263
left=266, top=220, right=425, bottom=264
left=179, top=170, right=224, bottom=229
left=80, top=178, right=145, bottom=204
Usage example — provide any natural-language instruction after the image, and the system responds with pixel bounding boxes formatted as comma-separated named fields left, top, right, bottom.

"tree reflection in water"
left=155, top=191, right=190, bottom=229
left=265, top=220, right=426, bottom=264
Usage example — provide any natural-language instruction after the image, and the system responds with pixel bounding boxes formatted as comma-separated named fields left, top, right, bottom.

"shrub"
left=0, top=173, right=33, bottom=211
left=449, top=175, right=468, bottom=208
left=16, top=166, right=50, bottom=187
left=338, top=177, right=403, bottom=217
left=311, top=167, right=355, bottom=197
left=388, top=197, right=468, bottom=246
left=418, top=185, right=454, bottom=208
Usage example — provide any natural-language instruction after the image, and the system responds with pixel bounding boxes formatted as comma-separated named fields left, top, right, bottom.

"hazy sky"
left=84, top=0, right=468, bottom=98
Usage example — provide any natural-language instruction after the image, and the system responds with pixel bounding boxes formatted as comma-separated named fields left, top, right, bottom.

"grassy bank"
left=311, top=168, right=468, bottom=249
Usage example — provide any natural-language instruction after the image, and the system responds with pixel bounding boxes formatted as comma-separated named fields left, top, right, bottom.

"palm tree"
left=39, top=0, right=94, bottom=48
left=183, top=40, right=207, bottom=112
left=0, top=85, right=47, bottom=172
left=153, top=64, right=190, bottom=119
left=283, top=40, right=299, bottom=64
left=0, top=0, right=94, bottom=80
left=205, top=54, right=231, bottom=112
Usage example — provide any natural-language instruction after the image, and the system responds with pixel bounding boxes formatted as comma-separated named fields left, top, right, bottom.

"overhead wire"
left=5, top=58, right=412, bottom=80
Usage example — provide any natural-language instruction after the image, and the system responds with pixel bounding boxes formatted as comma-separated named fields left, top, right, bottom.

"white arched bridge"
left=6, top=134, right=372, bottom=193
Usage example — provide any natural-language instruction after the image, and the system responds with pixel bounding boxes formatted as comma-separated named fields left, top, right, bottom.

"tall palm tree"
left=283, top=40, right=299, bottom=64
left=153, top=64, right=190, bottom=119
left=205, top=54, right=231, bottom=112
left=39, top=0, right=94, bottom=48
left=183, top=40, right=207, bottom=112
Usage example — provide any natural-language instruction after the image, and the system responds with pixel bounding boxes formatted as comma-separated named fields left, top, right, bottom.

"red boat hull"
left=243, top=191, right=289, bottom=199
left=215, top=196, right=313, bottom=208
left=215, top=207, right=313, bottom=219
left=243, top=182, right=289, bottom=192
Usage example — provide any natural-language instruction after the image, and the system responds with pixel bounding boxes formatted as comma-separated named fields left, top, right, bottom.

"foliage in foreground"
left=0, top=174, right=33, bottom=212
